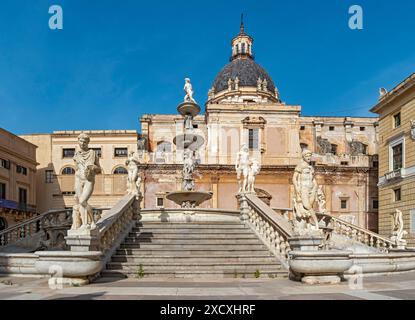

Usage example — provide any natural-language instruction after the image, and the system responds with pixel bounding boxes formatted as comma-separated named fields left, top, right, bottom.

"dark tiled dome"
left=212, top=58, right=276, bottom=93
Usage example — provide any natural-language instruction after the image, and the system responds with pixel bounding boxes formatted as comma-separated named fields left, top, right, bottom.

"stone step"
left=116, top=249, right=273, bottom=256
left=106, top=263, right=283, bottom=272
left=122, top=238, right=262, bottom=245
left=111, top=255, right=278, bottom=264
left=101, top=269, right=288, bottom=279
left=119, top=243, right=267, bottom=250
left=136, top=222, right=243, bottom=227
left=128, top=232, right=257, bottom=239
left=131, top=228, right=251, bottom=234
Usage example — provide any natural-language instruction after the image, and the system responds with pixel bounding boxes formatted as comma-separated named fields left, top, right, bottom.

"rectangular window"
left=62, top=148, right=75, bottom=158
left=341, top=161, right=349, bottom=166
left=18, top=188, right=27, bottom=205
left=248, top=129, right=259, bottom=150
left=45, top=170, right=54, bottom=183
left=0, top=159, right=10, bottom=170
left=114, top=148, right=128, bottom=158
left=329, top=126, right=335, bottom=131
left=341, top=199, right=348, bottom=210
left=394, top=113, right=401, bottom=128
left=16, top=165, right=28, bottom=176
left=372, top=199, right=379, bottom=210
left=392, top=143, right=403, bottom=170
left=91, top=148, right=102, bottom=158
left=0, top=183, right=6, bottom=199
left=372, top=161, right=379, bottom=168
left=300, top=126, right=305, bottom=131
left=360, top=127, right=366, bottom=132
left=394, top=188, right=402, bottom=202
left=157, top=197, right=164, bottom=207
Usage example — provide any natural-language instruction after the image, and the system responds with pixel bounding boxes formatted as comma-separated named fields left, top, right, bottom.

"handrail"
left=317, top=212, right=396, bottom=252
left=0, top=207, right=105, bottom=248
left=239, top=194, right=293, bottom=264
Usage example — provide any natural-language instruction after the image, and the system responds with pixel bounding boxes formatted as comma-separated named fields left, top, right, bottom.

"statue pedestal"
left=288, top=235, right=325, bottom=252
left=65, top=229, right=100, bottom=252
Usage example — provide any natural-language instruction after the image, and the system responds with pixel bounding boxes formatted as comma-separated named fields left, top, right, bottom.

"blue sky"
left=0, top=0, right=414, bottom=134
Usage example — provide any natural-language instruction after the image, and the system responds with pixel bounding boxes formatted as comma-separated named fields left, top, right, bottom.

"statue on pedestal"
left=390, top=209, right=408, bottom=248
left=184, top=78, right=196, bottom=103
left=71, top=133, right=101, bottom=231
left=292, top=150, right=320, bottom=235
left=126, top=151, right=142, bottom=198
left=317, top=186, right=327, bottom=214
left=235, top=145, right=251, bottom=193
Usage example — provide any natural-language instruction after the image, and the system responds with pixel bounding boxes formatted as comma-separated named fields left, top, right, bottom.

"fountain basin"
left=177, top=102, right=201, bottom=117
left=166, top=191, right=213, bottom=208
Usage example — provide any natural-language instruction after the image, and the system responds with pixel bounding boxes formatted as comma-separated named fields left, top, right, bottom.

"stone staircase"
left=101, top=221, right=288, bottom=279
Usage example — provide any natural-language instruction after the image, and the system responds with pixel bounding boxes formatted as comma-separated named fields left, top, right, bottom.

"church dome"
left=212, top=58, right=276, bottom=94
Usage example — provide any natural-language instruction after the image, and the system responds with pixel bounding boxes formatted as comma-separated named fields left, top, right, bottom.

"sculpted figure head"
left=241, top=144, right=249, bottom=153
left=78, top=133, right=90, bottom=151
left=302, top=149, right=313, bottom=164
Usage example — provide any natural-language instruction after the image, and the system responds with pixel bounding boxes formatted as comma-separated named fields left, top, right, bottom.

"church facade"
left=22, top=22, right=380, bottom=231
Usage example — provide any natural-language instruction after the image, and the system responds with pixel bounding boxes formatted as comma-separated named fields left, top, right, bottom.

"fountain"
left=166, top=79, right=213, bottom=208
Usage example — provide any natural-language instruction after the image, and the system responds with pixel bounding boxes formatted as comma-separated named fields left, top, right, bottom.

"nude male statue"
left=235, top=144, right=251, bottom=193
left=126, top=151, right=141, bottom=197
left=72, top=133, right=102, bottom=231
left=293, top=150, right=319, bottom=231
left=184, top=78, right=196, bottom=103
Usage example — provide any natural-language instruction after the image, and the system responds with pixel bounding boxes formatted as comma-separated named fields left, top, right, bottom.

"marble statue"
left=71, top=133, right=102, bottom=231
left=182, top=148, right=196, bottom=191
left=349, top=141, right=367, bottom=156
left=257, top=77, right=262, bottom=90
left=235, top=144, right=251, bottom=193
left=275, top=87, right=280, bottom=101
left=411, top=120, right=415, bottom=140
left=184, top=78, right=196, bottom=103
left=390, top=209, right=408, bottom=248
left=184, top=115, right=193, bottom=131
left=126, top=151, right=142, bottom=198
left=262, top=79, right=268, bottom=92
left=228, top=78, right=233, bottom=92
left=292, top=149, right=320, bottom=234
left=379, top=87, right=388, bottom=99
left=247, top=158, right=260, bottom=193
left=317, top=186, right=327, bottom=214
left=234, top=77, right=240, bottom=91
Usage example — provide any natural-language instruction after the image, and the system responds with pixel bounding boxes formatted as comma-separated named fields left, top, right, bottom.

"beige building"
left=0, top=128, right=37, bottom=230
left=21, top=130, right=138, bottom=213
left=20, top=22, right=380, bottom=231
left=370, top=73, right=415, bottom=246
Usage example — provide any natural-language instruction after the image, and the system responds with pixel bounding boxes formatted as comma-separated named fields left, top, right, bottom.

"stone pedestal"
left=65, top=229, right=100, bottom=252
left=236, top=193, right=250, bottom=222
left=288, top=235, right=325, bottom=251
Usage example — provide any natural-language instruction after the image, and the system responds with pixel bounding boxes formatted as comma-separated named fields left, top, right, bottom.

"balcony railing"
left=384, top=168, right=403, bottom=181
left=0, top=200, right=36, bottom=213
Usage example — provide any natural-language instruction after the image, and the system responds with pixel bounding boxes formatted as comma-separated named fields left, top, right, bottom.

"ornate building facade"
left=21, top=22, right=380, bottom=231
left=138, top=23, right=379, bottom=231
left=371, top=73, right=415, bottom=246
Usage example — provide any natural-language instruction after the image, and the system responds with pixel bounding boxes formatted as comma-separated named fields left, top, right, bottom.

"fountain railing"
left=0, top=209, right=71, bottom=247
left=317, top=212, right=396, bottom=252
left=239, top=193, right=293, bottom=263
left=95, top=194, right=140, bottom=263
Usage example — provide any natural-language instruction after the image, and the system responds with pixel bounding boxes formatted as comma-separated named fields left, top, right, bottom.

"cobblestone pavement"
left=0, top=273, right=415, bottom=300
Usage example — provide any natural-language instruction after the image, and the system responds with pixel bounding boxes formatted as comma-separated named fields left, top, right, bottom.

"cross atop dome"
left=231, top=14, right=254, bottom=61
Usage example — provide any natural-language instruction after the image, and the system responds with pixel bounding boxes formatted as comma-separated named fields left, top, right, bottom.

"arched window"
left=61, top=167, right=75, bottom=175
left=0, top=217, right=7, bottom=231
left=113, top=167, right=128, bottom=175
